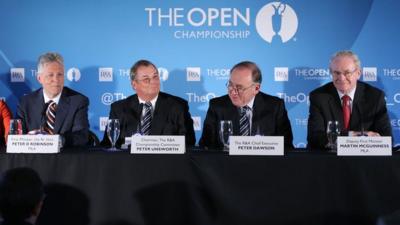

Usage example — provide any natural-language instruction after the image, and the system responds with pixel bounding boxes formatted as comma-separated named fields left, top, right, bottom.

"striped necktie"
left=44, top=100, right=57, bottom=135
left=141, top=102, right=152, bottom=135
left=239, top=106, right=250, bottom=136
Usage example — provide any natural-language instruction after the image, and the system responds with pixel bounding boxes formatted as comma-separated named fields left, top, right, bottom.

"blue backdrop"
left=1, top=0, right=399, bottom=147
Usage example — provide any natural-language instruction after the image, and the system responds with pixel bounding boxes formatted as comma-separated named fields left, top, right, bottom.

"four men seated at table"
left=199, top=61, right=294, bottom=149
left=0, top=50, right=394, bottom=149
left=307, top=51, right=392, bottom=149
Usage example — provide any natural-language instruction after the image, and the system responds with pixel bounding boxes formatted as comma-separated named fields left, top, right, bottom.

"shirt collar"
left=43, top=89, right=62, bottom=104
left=337, top=86, right=356, bottom=101
left=245, top=96, right=255, bottom=110
left=138, top=95, right=158, bottom=108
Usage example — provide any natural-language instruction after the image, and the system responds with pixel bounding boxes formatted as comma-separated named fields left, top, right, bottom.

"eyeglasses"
left=331, top=68, right=358, bottom=78
left=135, top=74, right=160, bottom=84
left=226, top=81, right=255, bottom=94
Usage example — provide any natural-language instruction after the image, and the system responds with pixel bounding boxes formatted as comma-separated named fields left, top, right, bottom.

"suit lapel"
left=150, top=93, right=167, bottom=135
left=251, top=93, right=263, bottom=135
left=54, top=89, right=70, bottom=133
left=33, top=90, right=46, bottom=129
left=349, top=82, right=364, bottom=130
left=224, top=98, right=240, bottom=135
left=327, top=84, right=344, bottom=128
left=125, top=95, right=142, bottom=134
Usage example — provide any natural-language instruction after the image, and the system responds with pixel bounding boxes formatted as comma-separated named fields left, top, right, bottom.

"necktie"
left=141, top=102, right=152, bottom=135
left=342, top=95, right=351, bottom=131
left=239, top=106, right=250, bottom=136
left=44, top=101, right=57, bottom=135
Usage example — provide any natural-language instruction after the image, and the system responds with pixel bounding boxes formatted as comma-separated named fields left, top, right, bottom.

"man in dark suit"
left=17, top=52, right=89, bottom=147
left=307, top=50, right=392, bottom=149
left=199, top=61, right=293, bottom=149
left=0, top=167, right=44, bottom=225
left=101, top=60, right=195, bottom=147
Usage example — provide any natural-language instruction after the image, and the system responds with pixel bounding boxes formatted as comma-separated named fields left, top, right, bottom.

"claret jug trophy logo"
left=256, top=2, right=298, bottom=43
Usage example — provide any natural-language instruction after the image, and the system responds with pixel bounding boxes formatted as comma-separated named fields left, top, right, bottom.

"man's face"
left=330, top=56, right=361, bottom=94
left=228, top=67, right=260, bottom=107
left=37, top=62, right=65, bottom=98
left=131, top=65, right=160, bottom=101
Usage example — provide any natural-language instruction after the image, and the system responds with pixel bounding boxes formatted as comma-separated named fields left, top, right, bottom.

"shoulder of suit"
left=159, top=92, right=188, bottom=105
left=309, top=82, right=334, bottom=95
left=19, top=88, right=42, bottom=102
left=63, top=87, right=89, bottom=102
left=209, top=94, right=229, bottom=104
left=357, top=81, right=384, bottom=96
left=110, top=94, right=136, bottom=108
left=256, top=92, right=284, bottom=104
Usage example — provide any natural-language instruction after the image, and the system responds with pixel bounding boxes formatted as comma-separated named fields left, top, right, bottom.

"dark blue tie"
left=141, top=102, right=152, bottom=135
left=239, top=106, right=250, bottom=136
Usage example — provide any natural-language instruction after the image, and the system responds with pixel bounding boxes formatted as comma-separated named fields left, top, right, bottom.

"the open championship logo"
left=256, top=2, right=298, bottom=43
left=67, top=68, right=81, bottom=82
left=158, top=67, right=169, bottom=81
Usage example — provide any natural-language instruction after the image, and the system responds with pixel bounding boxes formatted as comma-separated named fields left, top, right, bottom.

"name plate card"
left=130, top=135, right=185, bottom=154
left=7, top=135, right=61, bottom=153
left=337, top=136, right=392, bottom=156
left=229, top=136, right=284, bottom=156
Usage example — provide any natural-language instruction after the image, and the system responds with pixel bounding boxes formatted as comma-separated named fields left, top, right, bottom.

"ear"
left=254, top=83, right=261, bottom=94
left=355, top=69, right=362, bottom=79
left=37, top=74, right=42, bottom=84
left=131, top=80, right=137, bottom=90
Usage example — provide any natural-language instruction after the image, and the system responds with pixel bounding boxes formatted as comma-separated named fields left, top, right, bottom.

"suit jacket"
left=0, top=100, right=12, bottom=149
left=16, top=87, right=89, bottom=147
left=307, top=81, right=392, bottom=149
left=199, top=92, right=294, bottom=149
left=101, top=92, right=196, bottom=147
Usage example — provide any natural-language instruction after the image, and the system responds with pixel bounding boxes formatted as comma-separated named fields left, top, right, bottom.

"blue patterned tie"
left=239, top=106, right=250, bottom=136
left=141, top=102, right=152, bottom=135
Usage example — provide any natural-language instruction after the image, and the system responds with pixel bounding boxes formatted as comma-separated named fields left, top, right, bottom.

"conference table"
left=1, top=148, right=400, bottom=225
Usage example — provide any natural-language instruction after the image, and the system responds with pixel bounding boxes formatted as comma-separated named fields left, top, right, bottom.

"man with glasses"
left=307, top=50, right=392, bottom=149
left=199, top=61, right=293, bottom=149
left=101, top=59, right=195, bottom=147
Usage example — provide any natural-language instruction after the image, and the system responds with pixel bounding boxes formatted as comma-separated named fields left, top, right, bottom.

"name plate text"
left=229, top=136, right=284, bottom=155
left=131, top=135, right=185, bottom=154
left=337, top=136, right=392, bottom=156
left=7, top=135, right=61, bottom=153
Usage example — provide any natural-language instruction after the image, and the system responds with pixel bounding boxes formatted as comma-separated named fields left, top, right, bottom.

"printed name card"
left=337, top=136, right=392, bottom=156
left=229, top=136, right=284, bottom=155
left=130, top=135, right=185, bottom=154
left=7, top=135, right=61, bottom=153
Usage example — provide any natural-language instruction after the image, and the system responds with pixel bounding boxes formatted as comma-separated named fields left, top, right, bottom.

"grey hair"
left=330, top=50, right=361, bottom=70
left=129, top=59, right=158, bottom=81
left=37, top=52, right=64, bottom=74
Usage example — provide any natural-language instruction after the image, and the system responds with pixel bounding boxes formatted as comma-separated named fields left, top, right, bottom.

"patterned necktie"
left=141, top=102, right=152, bottom=135
left=44, top=100, right=57, bottom=135
left=239, top=106, right=250, bottom=136
left=342, top=95, right=351, bottom=131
